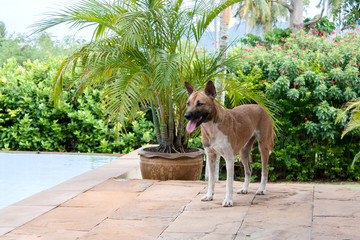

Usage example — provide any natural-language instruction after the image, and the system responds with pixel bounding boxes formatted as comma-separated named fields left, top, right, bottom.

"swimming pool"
left=0, top=152, right=120, bottom=209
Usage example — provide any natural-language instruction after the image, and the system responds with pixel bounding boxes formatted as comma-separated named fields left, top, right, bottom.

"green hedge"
left=229, top=29, right=360, bottom=181
left=0, top=57, right=156, bottom=153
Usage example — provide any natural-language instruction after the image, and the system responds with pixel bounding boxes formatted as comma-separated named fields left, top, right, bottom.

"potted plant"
left=33, top=0, right=272, bottom=180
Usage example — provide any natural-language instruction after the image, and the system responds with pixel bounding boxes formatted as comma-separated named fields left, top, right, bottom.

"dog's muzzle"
left=184, top=111, right=209, bottom=133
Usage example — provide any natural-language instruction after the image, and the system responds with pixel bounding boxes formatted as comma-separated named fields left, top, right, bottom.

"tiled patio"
left=0, top=149, right=359, bottom=239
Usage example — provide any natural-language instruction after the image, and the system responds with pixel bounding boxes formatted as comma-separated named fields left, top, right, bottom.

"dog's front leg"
left=223, top=155, right=234, bottom=207
left=201, top=150, right=217, bottom=201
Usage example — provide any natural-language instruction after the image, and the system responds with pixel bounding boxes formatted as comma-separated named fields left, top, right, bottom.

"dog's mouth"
left=186, top=117, right=202, bottom=133
left=185, top=112, right=209, bottom=133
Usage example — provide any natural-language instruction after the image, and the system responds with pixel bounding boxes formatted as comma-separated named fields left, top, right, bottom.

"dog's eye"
left=197, top=102, right=204, bottom=107
left=186, top=101, right=190, bottom=106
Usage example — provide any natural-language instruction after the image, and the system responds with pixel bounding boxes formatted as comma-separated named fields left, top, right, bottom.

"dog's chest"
left=201, top=124, right=233, bottom=157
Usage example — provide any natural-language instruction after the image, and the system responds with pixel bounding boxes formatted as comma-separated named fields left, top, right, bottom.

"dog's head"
left=184, top=81, right=217, bottom=133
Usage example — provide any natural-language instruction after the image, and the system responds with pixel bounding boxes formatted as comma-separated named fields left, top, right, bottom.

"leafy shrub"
left=0, top=57, right=156, bottom=153
left=229, top=29, right=360, bottom=181
left=304, top=16, right=336, bottom=35
left=239, top=28, right=292, bottom=48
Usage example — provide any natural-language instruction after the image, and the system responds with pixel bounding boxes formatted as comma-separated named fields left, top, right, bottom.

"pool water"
left=0, top=152, right=120, bottom=209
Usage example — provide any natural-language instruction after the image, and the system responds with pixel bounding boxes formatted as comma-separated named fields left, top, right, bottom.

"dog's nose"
left=184, top=112, right=191, bottom=120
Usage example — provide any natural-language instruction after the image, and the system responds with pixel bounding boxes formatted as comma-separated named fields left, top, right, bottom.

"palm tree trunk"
left=209, top=2, right=231, bottom=181
left=216, top=3, right=230, bottom=105
left=275, top=0, right=326, bottom=33
left=151, top=102, right=161, bottom=144
left=245, top=18, right=248, bottom=34
left=291, top=0, right=303, bottom=32
left=168, top=98, right=175, bottom=149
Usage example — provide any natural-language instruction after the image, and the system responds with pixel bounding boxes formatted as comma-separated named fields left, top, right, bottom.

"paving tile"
left=158, top=232, right=235, bottom=240
left=96, top=158, right=139, bottom=170
left=237, top=204, right=312, bottom=240
left=137, top=182, right=205, bottom=201
left=282, top=183, right=314, bottom=190
left=0, top=205, right=54, bottom=228
left=235, top=225, right=311, bottom=240
left=314, top=199, right=360, bottom=217
left=0, top=228, right=13, bottom=236
left=185, top=191, right=254, bottom=211
left=90, top=178, right=157, bottom=192
left=117, top=166, right=142, bottom=179
left=54, top=168, right=132, bottom=191
left=13, top=189, right=81, bottom=207
left=78, top=218, right=168, bottom=240
left=61, top=191, right=139, bottom=209
left=24, top=206, right=112, bottom=231
left=252, top=185, right=313, bottom=206
left=199, top=181, right=257, bottom=194
left=0, top=227, right=86, bottom=240
left=314, top=185, right=360, bottom=201
left=312, top=217, right=360, bottom=240
left=110, top=199, right=189, bottom=220
left=164, top=206, right=248, bottom=234
left=156, top=180, right=206, bottom=186
left=242, top=203, right=312, bottom=226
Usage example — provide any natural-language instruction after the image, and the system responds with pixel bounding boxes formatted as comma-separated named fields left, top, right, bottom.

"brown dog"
left=184, top=81, right=274, bottom=207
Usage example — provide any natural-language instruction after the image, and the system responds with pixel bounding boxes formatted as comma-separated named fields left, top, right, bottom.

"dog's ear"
left=184, top=81, right=195, bottom=96
left=204, top=81, right=217, bottom=99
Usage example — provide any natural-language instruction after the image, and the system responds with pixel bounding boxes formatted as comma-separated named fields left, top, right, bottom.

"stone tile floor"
left=1, top=178, right=359, bottom=240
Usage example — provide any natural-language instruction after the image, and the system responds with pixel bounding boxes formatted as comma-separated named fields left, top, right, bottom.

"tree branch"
left=302, top=0, right=326, bottom=27
left=271, top=0, right=293, bottom=12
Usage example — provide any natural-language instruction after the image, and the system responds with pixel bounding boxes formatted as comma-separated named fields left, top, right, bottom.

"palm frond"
left=193, top=0, right=243, bottom=42
left=104, top=72, right=148, bottom=126
left=31, top=0, right=123, bottom=39
left=336, top=97, right=360, bottom=138
left=341, top=113, right=360, bottom=138
left=352, top=151, right=360, bottom=168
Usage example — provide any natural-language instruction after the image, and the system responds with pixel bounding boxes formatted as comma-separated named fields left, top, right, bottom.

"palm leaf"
left=336, top=98, right=360, bottom=139
left=352, top=151, right=360, bottom=168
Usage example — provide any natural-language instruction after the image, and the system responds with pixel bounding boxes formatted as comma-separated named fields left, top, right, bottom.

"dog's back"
left=218, top=104, right=274, bottom=155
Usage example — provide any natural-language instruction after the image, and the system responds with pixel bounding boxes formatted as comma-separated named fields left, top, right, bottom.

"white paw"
left=256, top=189, right=266, bottom=195
left=222, top=199, right=233, bottom=207
left=201, top=194, right=213, bottom=201
left=237, top=188, right=248, bottom=194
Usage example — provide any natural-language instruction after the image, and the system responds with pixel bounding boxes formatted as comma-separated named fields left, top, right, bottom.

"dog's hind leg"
left=256, top=142, right=271, bottom=195
left=201, top=150, right=217, bottom=201
left=237, top=135, right=256, bottom=194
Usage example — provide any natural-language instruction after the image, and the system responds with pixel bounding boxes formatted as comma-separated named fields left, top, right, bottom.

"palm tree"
left=215, top=1, right=231, bottom=106
left=235, top=0, right=288, bottom=32
left=274, top=0, right=343, bottom=32
left=33, top=0, right=275, bottom=153
left=336, top=98, right=360, bottom=166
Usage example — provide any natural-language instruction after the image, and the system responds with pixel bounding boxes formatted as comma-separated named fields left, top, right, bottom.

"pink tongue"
left=186, top=119, right=199, bottom=133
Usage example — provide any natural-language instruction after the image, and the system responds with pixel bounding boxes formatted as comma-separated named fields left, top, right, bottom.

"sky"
left=0, top=0, right=321, bottom=41
left=0, top=0, right=94, bottom=40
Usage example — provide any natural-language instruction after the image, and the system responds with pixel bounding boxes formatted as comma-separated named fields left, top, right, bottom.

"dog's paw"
left=237, top=188, right=248, bottom=194
left=222, top=199, right=233, bottom=207
left=201, top=194, right=213, bottom=201
left=255, top=189, right=266, bottom=195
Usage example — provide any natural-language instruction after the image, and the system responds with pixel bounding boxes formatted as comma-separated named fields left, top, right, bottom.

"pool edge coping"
left=0, top=150, right=124, bottom=156
left=0, top=146, right=148, bottom=236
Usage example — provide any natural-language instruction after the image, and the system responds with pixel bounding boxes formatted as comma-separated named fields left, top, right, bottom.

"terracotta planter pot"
left=138, top=147, right=204, bottom=180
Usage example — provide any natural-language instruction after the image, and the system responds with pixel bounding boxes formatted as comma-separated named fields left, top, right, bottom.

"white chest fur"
left=202, top=123, right=234, bottom=158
